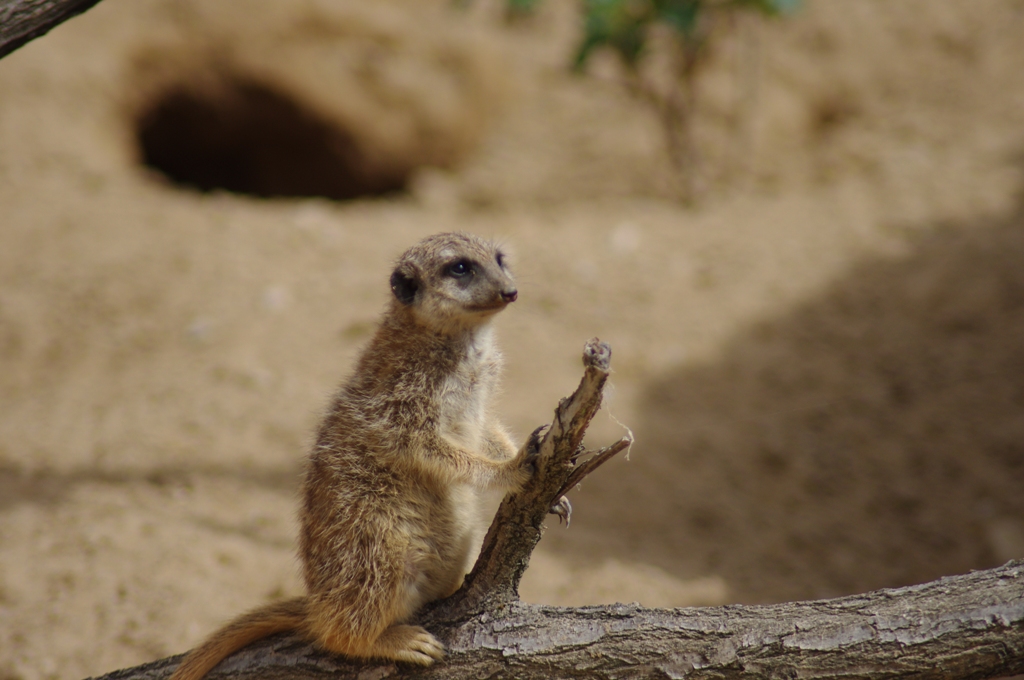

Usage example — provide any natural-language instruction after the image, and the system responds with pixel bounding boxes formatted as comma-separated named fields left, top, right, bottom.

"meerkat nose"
left=501, top=289, right=518, bottom=303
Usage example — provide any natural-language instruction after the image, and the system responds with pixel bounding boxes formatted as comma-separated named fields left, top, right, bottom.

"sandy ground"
left=2, top=1, right=1024, bottom=678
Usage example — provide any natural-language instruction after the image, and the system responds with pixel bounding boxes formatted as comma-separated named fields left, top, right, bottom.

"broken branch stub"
left=427, top=338, right=633, bottom=621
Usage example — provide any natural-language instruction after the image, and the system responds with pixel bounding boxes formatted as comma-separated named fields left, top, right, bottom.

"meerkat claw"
left=527, top=424, right=549, bottom=457
left=406, top=629, right=446, bottom=664
left=549, top=495, right=572, bottom=526
left=522, top=424, right=550, bottom=477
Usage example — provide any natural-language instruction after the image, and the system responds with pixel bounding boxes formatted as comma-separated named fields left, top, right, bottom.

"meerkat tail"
left=169, top=597, right=308, bottom=680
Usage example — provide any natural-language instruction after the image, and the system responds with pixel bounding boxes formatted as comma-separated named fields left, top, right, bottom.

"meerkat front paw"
left=505, top=424, right=548, bottom=489
left=523, top=424, right=549, bottom=464
left=522, top=423, right=550, bottom=470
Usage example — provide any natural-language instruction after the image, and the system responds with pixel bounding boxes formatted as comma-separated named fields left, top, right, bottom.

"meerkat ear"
left=390, top=266, right=419, bottom=305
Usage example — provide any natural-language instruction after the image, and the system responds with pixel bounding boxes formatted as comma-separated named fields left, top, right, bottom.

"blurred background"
left=1, top=1, right=1024, bottom=678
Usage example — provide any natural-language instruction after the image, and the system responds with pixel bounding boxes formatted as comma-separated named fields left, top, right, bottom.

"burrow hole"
left=136, top=75, right=409, bottom=201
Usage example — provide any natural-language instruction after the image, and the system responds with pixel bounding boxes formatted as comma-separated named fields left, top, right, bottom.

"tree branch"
left=424, top=338, right=629, bottom=620
left=86, top=340, right=1024, bottom=680
left=88, top=561, right=1024, bottom=680
left=0, top=0, right=104, bottom=60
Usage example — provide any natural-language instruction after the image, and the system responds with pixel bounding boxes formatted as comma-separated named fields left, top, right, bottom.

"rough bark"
left=0, top=0, right=103, bottom=60
left=87, top=340, right=1024, bottom=680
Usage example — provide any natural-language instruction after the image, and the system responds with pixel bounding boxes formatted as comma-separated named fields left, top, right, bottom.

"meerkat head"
left=389, top=233, right=517, bottom=334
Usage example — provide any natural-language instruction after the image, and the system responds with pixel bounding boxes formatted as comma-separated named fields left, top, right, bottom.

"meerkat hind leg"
left=370, top=624, right=446, bottom=665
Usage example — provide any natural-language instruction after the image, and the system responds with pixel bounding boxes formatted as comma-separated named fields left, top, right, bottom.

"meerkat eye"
left=496, top=252, right=505, bottom=268
left=448, top=260, right=471, bottom=277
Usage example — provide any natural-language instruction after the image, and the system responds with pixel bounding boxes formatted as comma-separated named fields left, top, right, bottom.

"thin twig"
left=557, top=435, right=633, bottom=498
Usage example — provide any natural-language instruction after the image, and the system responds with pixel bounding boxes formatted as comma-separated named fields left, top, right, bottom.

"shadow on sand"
left=546, top=200, right=1024, bottom=604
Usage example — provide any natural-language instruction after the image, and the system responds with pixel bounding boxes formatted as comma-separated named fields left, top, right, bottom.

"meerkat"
left=169, top=232, right=538, bottom=679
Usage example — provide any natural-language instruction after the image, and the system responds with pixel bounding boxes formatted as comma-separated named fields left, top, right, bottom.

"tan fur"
left=169, top=233, right=533, bottom=679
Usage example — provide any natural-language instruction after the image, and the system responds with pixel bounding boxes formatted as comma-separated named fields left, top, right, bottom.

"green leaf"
left=572, top=0, right=799, bottom=71
left=730, top=0, right=801, bottom=17
left=654, top=0, right=701, bottom=36
left=507, top=0, right=542, bottom=16
left=575, top=0, right=656, bottom=69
